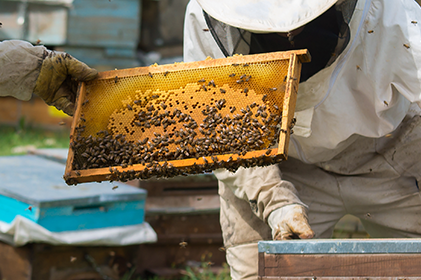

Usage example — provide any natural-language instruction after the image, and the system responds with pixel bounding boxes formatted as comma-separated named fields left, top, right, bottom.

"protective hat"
left=196, top=0, right=339, bottom=33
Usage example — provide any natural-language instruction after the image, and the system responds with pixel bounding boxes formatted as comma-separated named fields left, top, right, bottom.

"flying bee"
left=25, top=206, right=33, bottom=212
left=411, top=20, right=418, bottom=24
left=112, top=186, right=119, bottom=190
left=179, top=241, right=188, bottom=248
left=70, top=256, right=77, bottom=263
left=35, top=39, right=42, bottom=45
left=59, top=121, right=66, bottom=126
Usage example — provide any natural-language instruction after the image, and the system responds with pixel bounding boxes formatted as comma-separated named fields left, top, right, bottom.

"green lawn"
left=0, top=125, right=70, bottom=156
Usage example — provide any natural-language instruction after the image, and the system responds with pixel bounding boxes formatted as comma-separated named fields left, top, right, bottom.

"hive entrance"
left=65, top=50, right=310, bottom=184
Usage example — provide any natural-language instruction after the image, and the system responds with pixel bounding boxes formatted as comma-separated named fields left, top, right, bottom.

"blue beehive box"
left=0, top=155, right=146, bottom=232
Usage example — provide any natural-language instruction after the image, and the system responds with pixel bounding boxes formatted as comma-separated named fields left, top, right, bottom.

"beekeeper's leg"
left=344, top=111, right=421, bottom=237
left=216, top=163, right=346, bottom=280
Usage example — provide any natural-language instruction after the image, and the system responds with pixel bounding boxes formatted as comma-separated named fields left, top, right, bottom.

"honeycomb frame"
left=64, top=50, right=310, bottom=184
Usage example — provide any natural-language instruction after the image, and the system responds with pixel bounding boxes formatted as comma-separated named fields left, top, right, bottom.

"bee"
left=246, top=75, right=251, bottom=82
left=179, top=240, right=188, bottom=248
left=243, top=63, right=249, bottom=67
left=232, top=63, right=239, bottom=66
left=70, top=256, right=77, bottom=263
left=269, top=88, right=277, bottom=91
left=203, top=28, right=209, bottom=31
left=75, top=170, right=81, bottom=176
left=148, top=72, right=153, bottom=78
left=197, top=197, right=203, bottom=201
left=240, top=74, right=247, bottom=79
left=236, top=79, right=244, bottom=84
left=202, top=156, right=208, bottom=164
left=127, top=104, right=133, bottom=110
left=404, top=43, right=410, bottom=49
left=229, top=73, right=236, bottom=77
left=207, top=261, right=215, bottom=266
left=283, top=76, right=287, bottom=82
left=218, top=246, right=226, bottom=252
left=114, top=76, right=118, bottom=83
left=164, top=71, right=169, bottom=76
left=220, top=88, right=226, bottom=93
left=411, top=20, right=418, bottom=24
left=35, top=39, right=42, bottom=45
left=368, top=30, right=374, bottom=33
left=112, top=186, right=119, bottom=190
left=82, top=99, right=89, bottom=106
left=366, top=213, right=371, bottom=218
left=243, top=88, right=249, bottom=93
left=202, top=85, right=207, bottom=91
left=356, top=65, right=361, bottom=70
left=198, top=78, right=206, bottom=83
left=273, top=104, right=279, bottom=110
left=384, top=100, right=389, bottom=106
left=262, top=94, right=268, bottom=101
left=25, top=206, right=33, bottom=212
left=265, top=149, right=272, bottom=155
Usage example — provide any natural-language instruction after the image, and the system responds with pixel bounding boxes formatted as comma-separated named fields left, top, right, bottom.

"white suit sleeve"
left=183, top=0, right=225, bottom=62
left=0, top=40, right=46, bottom=101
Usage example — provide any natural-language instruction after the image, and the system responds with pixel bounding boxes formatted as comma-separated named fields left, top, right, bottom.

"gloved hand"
left=268, top=204, right=315, bottom=240
left=33, top=50, right=98, bottom=116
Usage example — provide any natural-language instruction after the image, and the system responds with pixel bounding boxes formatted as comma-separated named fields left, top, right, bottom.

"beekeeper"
left=0, top=40, right=97, bottom=115
left=184, top=0, right=421, bottom=279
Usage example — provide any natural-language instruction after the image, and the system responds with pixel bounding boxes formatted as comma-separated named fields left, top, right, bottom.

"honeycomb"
left=65, top=50, right=308, bottom=184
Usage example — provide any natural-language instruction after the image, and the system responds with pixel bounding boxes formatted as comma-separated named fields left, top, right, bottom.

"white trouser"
left=222, top=113, right=421, bottom=280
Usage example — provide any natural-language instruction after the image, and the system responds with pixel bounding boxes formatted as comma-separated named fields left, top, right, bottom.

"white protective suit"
left=0, top=40, right=45, bottom=100
left=184, top=0, right=421, bottom=279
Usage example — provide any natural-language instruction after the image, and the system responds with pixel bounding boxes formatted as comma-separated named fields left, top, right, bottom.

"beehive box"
left=258, top=239, right=421, bottom=279
left=0, top=155, right=146, bottom=232
left=64, top=50, right=310, bottom=184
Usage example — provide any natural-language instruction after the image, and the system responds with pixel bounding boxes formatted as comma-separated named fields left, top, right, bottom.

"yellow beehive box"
left=64, top=50, right=310, bottom=184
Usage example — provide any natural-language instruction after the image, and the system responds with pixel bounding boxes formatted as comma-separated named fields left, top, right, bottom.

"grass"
left=0, top=124, right=70, bottom=156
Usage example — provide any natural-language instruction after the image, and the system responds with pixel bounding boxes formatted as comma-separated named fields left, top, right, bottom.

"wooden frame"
left=65, top=50, right=310, bottom=184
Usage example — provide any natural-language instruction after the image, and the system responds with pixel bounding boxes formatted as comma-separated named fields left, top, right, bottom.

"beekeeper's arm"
left=0, top=40, right=97, bottom=116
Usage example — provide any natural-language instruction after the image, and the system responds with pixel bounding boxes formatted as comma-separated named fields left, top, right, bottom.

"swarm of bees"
left=66, top=63, right=291, bottom=184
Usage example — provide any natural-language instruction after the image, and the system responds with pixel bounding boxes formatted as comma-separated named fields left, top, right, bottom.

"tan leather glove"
left=268, top=204, right=315, bottom=240
left=33, top=50, right=97, bottom=116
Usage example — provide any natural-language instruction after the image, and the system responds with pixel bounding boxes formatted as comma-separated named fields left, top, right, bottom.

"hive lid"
left=258, top=239, right=421, bottom=254
left=0, top=155, right=146, bottom=208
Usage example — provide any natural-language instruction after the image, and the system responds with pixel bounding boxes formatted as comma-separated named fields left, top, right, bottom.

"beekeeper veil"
left=199, top=0, right=357, bottom=82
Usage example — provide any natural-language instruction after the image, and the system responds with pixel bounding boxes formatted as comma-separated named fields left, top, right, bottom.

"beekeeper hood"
left=198, top=0, right=357, bottom=82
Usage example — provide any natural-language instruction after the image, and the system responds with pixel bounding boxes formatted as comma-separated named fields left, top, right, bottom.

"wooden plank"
left=0, top=242, right=32, bottom=280
left=66, top=148, right=283, bottom=184
left=278, top=53, right=301, bottom=157
left=263, top=254, right=421, bottom=277
left=95, top=49, right=310, bottom=80
left=259, top=252, right=266, bottom=278
left=65, top=82, right=86, bottom=179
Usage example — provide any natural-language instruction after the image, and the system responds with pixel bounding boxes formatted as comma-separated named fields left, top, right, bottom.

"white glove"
left=268, top=204, right=315, bottom=240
